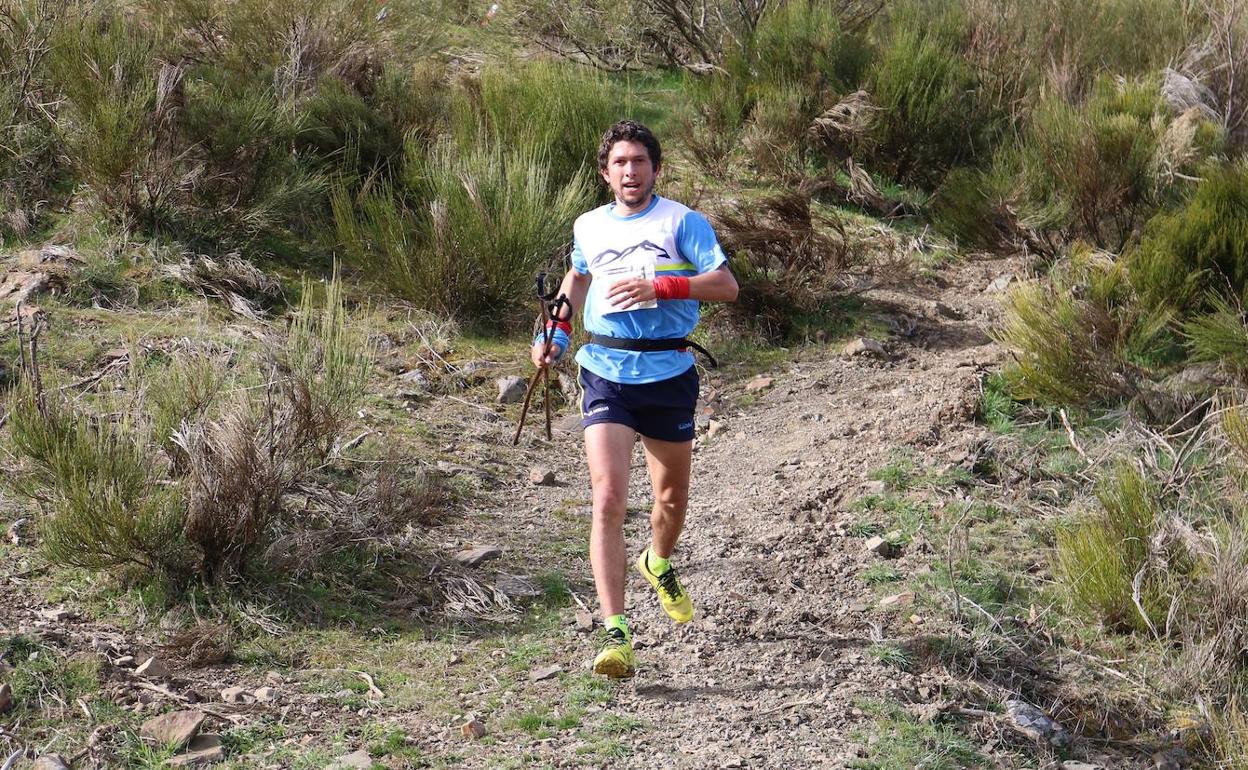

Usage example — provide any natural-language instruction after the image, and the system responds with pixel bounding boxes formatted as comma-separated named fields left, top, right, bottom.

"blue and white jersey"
left=571, top=195, right=727, bottom=384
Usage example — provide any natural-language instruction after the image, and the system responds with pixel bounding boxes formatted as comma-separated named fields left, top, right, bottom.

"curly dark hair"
left=596, top=120, right=662, bottom=171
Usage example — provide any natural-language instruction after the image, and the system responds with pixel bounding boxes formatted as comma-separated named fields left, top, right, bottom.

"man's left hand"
left=606, top=277, right=656, bottom=310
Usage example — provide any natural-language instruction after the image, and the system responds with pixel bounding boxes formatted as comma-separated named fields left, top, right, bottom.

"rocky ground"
left=2, top=252, right=1186, bottom=769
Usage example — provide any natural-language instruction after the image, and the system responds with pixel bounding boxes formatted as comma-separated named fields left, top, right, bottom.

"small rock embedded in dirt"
left=141, top=710, right=205, bottom=751
left=264, top=671, right=284, bottom=685
left=862, top=480, right=887, bottom=495
left=461, top=718, right=487, bottom=739
left=1005, top=699, right=1072, bottom=748
left=0, top=270, right=50, bottom=306
left=934, top=301, right=962, bottom=319
left=0, top=683, right=13, bottom=714
left=707, top=420, right=725, bottom=438
left=327, top=749, right=374, bottom=770
left=528, top=466, right=556, bottom=485
left=985, top=274, right=1016, bottom=293
left=135, top=657, right=170, bottom=678
left=40, top=608, right=69, bottom=622
left=167, top=734, right=225, bottom=767
left=1060, top=763, right=1105, bottom=770
left=6, top=517, right=27, bottom=545
left=574, top=611, right=594, bottom=632
left=745, top=376, right=774, bottom=393
left=497, top=376, right=527, bottom=404
left=529, top=665, right=564, bottom=682
left=397, top=369, right=429, bottom=389
left=18, top=244, right=83, bottom=267
left=878, top=591, right=916, bottom=609
left=254, top=686, right=280, bottom=703
left=495, top=574, right=542, bottom=602
left=33, top=755, right=71, bottom=770
left=842, top=337, right=887, bottom=358
left=864, top=536, right=898, bottom=558
left=454, top=545, right=503, bottom=567
left=220, top=686, right=251, bottom=704
left=114, top=655, right=136, bottom=667
left=909, top=614, right=924, bottom=624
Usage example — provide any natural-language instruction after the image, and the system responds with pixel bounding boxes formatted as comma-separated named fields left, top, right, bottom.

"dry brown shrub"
left=712, top=187, right=864, bottom=340
left=808, top=90, right=879, bottom=162
left=164, top=621, right=234, bottom=666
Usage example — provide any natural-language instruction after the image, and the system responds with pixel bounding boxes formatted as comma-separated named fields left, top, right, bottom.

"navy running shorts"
left=579, top=366, right=699, bottom=442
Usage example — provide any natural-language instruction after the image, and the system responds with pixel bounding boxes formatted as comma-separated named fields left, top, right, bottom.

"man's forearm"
left=685, top=265, right=738, bottom=303
left=555, top=269, right=591, bottom=321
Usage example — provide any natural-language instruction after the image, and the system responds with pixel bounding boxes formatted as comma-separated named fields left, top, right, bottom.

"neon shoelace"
left=657, top=568, right=683, bottom=600
left=602, top=627, right=628, bottom=649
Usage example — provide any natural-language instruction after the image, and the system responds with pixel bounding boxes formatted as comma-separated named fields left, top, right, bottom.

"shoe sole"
left=593, top=657, right=635, bottom=679
left=636, top=551, right=694, bottom=623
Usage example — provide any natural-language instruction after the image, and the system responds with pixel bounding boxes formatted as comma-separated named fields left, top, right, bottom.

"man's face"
left=600, top=140, right=659, bottom=209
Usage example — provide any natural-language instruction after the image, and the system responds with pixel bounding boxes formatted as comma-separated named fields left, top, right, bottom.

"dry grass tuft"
left=161, top=254, right=283, bottom=319
left=164, top=621, right=234, bottom=666
left=712, top=188, right=863, bottom=339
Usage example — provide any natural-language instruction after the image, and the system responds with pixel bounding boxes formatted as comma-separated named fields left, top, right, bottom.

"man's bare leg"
left=640, top=436, right=693, bottom=559
left=584, top=422, right=637, bottom=620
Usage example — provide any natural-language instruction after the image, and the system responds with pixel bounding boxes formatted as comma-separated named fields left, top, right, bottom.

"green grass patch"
left=849, top=701, right=986, bottom=769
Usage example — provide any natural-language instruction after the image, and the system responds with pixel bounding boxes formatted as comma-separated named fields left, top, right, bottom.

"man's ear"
left=600, top=166, right=611, bottom=184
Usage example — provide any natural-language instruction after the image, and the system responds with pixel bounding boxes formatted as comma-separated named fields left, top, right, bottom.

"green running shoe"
left=637, top=547, right=694, bottom=623
left=592, top=626, right=635, bottom=679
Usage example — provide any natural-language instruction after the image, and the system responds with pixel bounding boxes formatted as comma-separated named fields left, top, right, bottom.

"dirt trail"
left=0, top=255, right=1024, bottom=769
left=501, top=255, right=1020, bottom=768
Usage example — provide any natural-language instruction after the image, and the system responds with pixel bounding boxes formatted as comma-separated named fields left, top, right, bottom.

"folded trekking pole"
left=512, top=274, right=570, bottom=445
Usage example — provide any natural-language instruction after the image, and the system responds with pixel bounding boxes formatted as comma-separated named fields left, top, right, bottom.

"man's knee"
left=653, top=486, right=688, bottom=517
left=592, top=484, right=629, bottom=525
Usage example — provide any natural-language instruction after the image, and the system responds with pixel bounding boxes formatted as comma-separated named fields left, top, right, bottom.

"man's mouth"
left=622, top=182, right=640, bottom=191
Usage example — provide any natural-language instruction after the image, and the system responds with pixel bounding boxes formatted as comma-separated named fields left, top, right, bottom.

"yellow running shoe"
left=592, top=627, right=635, bottom=679
left=637, top=547, right=694, bottom=623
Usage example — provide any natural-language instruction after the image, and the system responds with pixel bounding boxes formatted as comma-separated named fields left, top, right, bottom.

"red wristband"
left=653, top=276, right=690, bottom=300
left=545, top=320, right=573, bottom=335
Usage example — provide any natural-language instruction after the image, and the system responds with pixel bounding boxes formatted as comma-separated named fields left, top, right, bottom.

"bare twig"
left=1131, top=565, right=1162, bottom=641
left=357, top=671, right=385, bottom=700
left=1059, top=408, right=1089, bottom=463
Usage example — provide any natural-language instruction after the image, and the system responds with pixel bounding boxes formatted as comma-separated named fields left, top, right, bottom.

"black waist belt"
left=588, top=333, right=718, bottom=368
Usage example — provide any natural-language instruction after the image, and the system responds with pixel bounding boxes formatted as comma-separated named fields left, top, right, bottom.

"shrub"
left=47, top=8, right=171, bottom=229
left=928, top=164, right=1021, bottom=251
left=935, top=74, right=1221, bottom=254
left=1016, top=77, right=1168, bottom=249
left=334, top=139, right=592, bottom=330
left=673, top=69, right=755, bottom=179
left=863, top=3, right=999, bottom=186
left=742, top=85, right=815, bottom=181
left=1130, top=162, right=1248, bottom=317
left=453, top=60, right=619, bottom=191
left=998, top=248, right=1170, bottom=407
left=0, top=0, right=68, bottom=237
left=1054, top=461, right=1168, bottom=632
left=509, top=0, right=776, bottom=70
left=178, top=275, right=371, bottom=581
left=748, top=0, right=869, bottom=93
left=8, top=381, right=190, bottom=577
left=1183, top=295, right=1248, bottom=379
left=712, top=189, right=861, bottom=340
left=1213, top=699, right=1248, bottom=770
left=7, top=275, right=372, bottom=586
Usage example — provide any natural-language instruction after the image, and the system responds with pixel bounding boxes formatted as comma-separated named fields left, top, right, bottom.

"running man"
left=530, top=120, right=738, bottom=678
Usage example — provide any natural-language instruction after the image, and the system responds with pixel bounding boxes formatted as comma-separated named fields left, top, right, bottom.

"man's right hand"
left=531, top=341, right=563, bottom=369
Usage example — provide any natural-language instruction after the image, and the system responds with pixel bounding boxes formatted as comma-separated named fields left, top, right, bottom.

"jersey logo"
left=591, top=240, right=672, bottom=269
